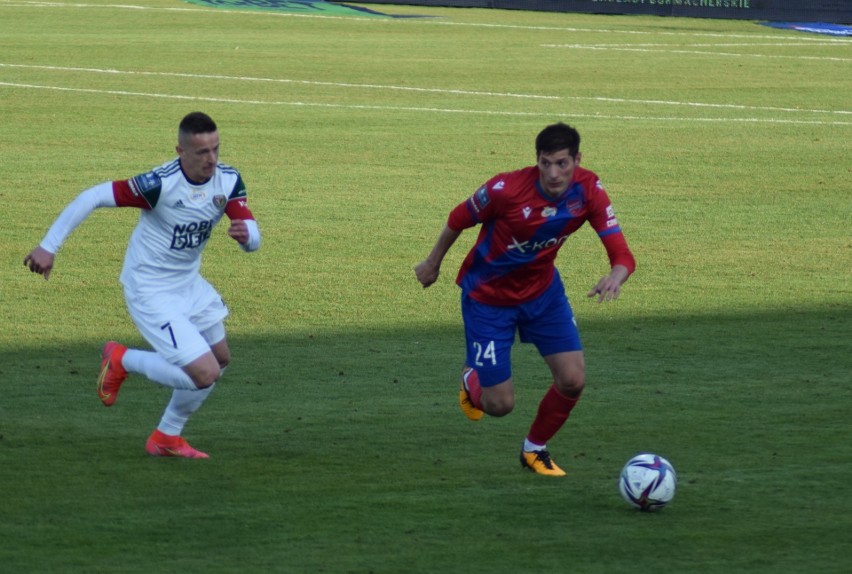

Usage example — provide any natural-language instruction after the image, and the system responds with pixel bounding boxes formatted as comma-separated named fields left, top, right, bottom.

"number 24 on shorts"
left=473, top=340, right=497, bottom=366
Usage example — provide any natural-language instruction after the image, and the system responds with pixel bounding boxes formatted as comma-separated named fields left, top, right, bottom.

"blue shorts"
left=461, top=274, right=582, bottom=387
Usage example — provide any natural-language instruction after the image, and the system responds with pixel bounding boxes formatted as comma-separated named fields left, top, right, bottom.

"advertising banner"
left=360, top=0, right=852, bottom=24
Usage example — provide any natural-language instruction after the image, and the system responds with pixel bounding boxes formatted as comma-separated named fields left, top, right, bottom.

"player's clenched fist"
left=23, top=246, right=55, bottom=280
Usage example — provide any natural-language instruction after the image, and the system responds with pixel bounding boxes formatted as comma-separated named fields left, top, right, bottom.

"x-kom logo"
left=507, top=234, right=570, bottom=254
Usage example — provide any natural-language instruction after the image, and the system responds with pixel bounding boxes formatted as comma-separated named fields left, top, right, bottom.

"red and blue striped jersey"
left=448, top=165, right=635, bottom=306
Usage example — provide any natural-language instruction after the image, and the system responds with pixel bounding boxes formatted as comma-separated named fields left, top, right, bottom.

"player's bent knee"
left=184, top=353, right=223, bottom=389
left=191, top=371, right=219, bottom=389
left=486, top=404, right=514, bottom=417
left=480, top=377, right=515, bottom=416
left=556, top=376, right=585, bottom=397
left=483, top=397, right=515, bottom=417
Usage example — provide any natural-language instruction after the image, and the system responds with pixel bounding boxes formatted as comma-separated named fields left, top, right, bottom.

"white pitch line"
left=543, top=44, right=852, bottom=63
left=567, top=96, right=851, bottom=116
left=2, top=62, right=847, bottom=116
left=583, top=42, right=846, bottom=48
left=2, top=81, right=851, bottom=126
left=0, top=63, right=557, bottom=100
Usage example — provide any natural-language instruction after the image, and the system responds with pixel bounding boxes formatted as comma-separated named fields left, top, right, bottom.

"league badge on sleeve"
left=605, top=204, right=620, bottom=228
left=129, top=171, right=162, bottom=196
left=469, top=185, right=491, bottom=214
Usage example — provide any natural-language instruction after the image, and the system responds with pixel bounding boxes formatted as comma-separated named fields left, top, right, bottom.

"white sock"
left=523, top=438, right=546, bottom=452
left=122, top=349, right=197, bottom=390
left=157, top=384, right=215, bottom=436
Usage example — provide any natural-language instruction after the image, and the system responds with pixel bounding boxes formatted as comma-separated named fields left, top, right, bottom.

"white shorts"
left=124, top=276, right=229, bottom=367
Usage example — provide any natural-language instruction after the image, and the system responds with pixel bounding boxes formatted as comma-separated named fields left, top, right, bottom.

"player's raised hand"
left=23, top=246, right=55, bottom=280
left=227, top=219, right=249, bottom=245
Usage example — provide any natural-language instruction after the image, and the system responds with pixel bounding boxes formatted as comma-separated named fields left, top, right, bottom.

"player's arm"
left=415, top=187, right=491, bottom=288
left=586, top=183, right=636, bottom=302
left=222, top=174, right=260, bottom=252
left=415, top=224, right=463, bottom=288
left=415, top=180, right=497, bottom=288
left=587, top=227, right=636, bottom=302
left=225, top=199, right=261, bottom=252
left=588, top=229, right=635, bottom=302
left=23, top=182, right=121, bottom=280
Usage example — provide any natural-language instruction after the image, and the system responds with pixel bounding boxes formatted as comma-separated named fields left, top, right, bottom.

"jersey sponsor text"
left=170, top=219, right=214, bottom=250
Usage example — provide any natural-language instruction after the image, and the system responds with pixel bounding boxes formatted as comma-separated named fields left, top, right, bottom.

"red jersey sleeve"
left=447, top=174, right=505, bottom=231
left=112, top=180, right=151, bottom=208
left=225, top=196, right=255, bottom=221
left=600, top=232, right=636, bottom=275
left=586, top=179, right=636, bottom=275
left=447, top=200, right=476, bottom=231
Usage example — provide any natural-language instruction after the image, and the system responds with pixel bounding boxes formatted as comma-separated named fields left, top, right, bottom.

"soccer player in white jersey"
left=23, top=112, right=261, bottom=459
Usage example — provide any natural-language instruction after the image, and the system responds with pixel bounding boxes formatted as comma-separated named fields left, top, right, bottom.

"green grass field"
left=1, top=0, right=850, bottom=572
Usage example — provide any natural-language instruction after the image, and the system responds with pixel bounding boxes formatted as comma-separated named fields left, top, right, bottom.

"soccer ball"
left=617, top=453, right=677, bottom=511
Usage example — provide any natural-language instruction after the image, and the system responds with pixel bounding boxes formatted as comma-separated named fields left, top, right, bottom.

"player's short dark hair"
left=179, top=112, right=217, bottom=136
left=536, top=122, right=581, bottom=158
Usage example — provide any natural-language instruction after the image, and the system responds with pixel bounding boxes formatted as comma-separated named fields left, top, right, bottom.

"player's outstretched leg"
left=97, top=341, right=128, bottom=407
left=145, top=429, right=209, bottom=459
left=459, top=367, right=484, bottom=421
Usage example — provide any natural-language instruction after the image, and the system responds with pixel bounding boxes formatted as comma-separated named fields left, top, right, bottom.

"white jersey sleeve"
left=40, top=182, right=116, bottom=254
left=239, top=219, right=261, bottom=252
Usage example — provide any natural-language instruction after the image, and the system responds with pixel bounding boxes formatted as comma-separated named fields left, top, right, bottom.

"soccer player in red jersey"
left=415, top=123, right=635, bottom=476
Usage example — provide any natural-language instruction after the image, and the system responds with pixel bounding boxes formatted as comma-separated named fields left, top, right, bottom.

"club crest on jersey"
left=564, top=184, right=585, bottom=216
left=213, top=194, right=226, bottom=209
left=470, top=186, right=490, bottom=213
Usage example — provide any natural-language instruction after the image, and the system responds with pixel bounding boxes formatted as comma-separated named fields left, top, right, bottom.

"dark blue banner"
left=358, top=0, right=852, bottom=24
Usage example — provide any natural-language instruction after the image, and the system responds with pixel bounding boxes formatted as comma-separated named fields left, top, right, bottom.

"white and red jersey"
left=113, top=158, right=256, bottom=294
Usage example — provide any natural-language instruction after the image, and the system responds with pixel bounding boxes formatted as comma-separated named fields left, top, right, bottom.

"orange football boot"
left=459, top=367, right=484, bottom=421
left=520, top=448, right=566, bottom=477
left=145, top=430, right=209, bottom=459
left=97, top=341, right=128, bottom=407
